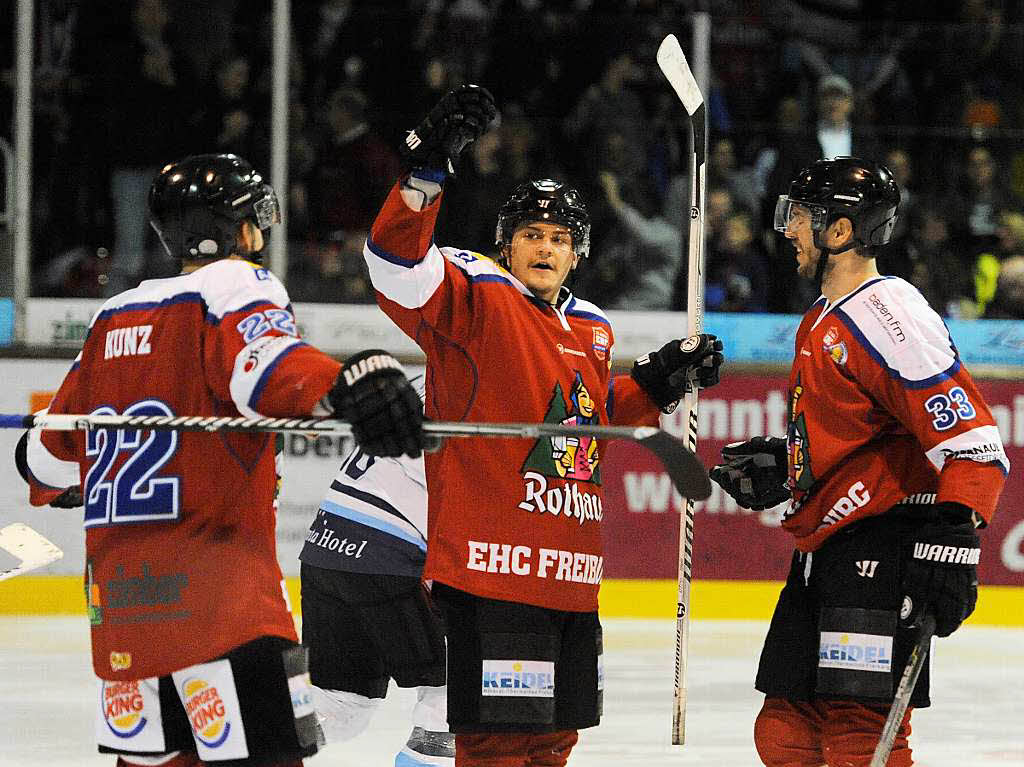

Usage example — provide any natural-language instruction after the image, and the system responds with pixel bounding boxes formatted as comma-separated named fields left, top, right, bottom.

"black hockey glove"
left=631, top=334, right=724, bottom=412
left=899, top=503, right=980, bottom=638
left=401, top=84, right=497, bottom=176
left=328, top=350, right=436, bottom=458
left=709, top=436, right=791, bottom=511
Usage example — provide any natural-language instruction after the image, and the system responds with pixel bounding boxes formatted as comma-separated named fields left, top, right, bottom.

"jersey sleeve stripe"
left=328, top=479, right=422, bottom=532
left=205, top=298, right=282, bottom=325
left=321, top=499, right=427, bottom=550
left=835, top=308, right=962, bottom=388
left=97, top=292, right=204, bottom=321
left=247, top=340, right=306, bottom=412
left=228, top=337, right=306, bottom=418
left=366, top=234, right=428, bottom=268
left=364, top=237, right=445, bottom=309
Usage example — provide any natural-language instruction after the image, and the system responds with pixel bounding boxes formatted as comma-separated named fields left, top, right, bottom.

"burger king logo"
left=182, top=677, right=231, bottom=747
left=102, top=680, right=147, bottom=738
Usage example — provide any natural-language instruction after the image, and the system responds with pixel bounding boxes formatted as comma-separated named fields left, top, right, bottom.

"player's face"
left=506, top=222, right=578, bottom=303
left=782, top=204, right=820, bottom=279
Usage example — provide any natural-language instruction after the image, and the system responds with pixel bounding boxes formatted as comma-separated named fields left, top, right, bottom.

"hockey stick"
left=0, top=523, right=64, bottom=581
left=869, top=612, right=936, bottom=767
left=657, top=31, right=707, bottom=746
left=0, top=413, right=711, bottom=500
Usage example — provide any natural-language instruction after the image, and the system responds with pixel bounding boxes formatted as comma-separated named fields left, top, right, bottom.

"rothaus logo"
left=867, top=293, right=906, bottom=343
left=342, top=354, right=403, bottom=386
left=856, top=560, right=879, bottom=578
left=912, top=542, right=980, bottom=565
left=518, top=472, right=604, bottom=526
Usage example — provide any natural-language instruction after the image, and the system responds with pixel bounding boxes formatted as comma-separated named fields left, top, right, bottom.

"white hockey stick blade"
left=657, top=34, right=704, bottom=117
left=1, top=413, right=711, bottom=501
left=0, top=523, right=64, bottom=581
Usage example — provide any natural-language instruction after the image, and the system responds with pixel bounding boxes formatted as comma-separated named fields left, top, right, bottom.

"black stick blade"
left=638, top=431, right=711, bottom=500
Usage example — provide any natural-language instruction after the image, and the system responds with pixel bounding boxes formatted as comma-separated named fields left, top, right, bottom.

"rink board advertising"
left=0, top=362, right=1019, bottom=591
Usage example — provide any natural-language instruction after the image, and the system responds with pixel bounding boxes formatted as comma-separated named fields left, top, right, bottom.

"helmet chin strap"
left=811, top=228, right=858, bottom=292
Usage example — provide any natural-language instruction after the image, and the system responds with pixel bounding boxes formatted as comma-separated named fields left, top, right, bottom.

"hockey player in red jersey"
left=360, top=85, right=724, bottom=767
left=14, top=153, right=429, bottom=767
left=711, top=157, right=1009, bottom=767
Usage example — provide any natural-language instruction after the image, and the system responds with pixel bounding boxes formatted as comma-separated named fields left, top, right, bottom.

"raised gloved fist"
left=328, top=350, right=436, bottom=458
left=631, top=334, right=724, bottom=412
left=709, top=436, right=790, bottom=511
left=899, top=503, right=980, bottom=638
left=402, top=84, right=498, bottom=176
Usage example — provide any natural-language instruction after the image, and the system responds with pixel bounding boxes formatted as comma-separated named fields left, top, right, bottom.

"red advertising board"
left=600, top=374, right=1024, bottom=586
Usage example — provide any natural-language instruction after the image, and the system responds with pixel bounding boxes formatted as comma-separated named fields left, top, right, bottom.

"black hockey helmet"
left=495, top=179, right=591, bottom=258
left=148, top=153, right=280, bottom=264
left=774, top=157, right=900, bottom=255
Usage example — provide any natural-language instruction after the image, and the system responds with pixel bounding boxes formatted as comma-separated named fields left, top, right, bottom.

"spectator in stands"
left=706, top=210, right=769, bottom=313
left=596, top=170, right=684, bottom=310
left=563, top=49, right=646, bottom=177
left=78, top=0, right=199, bottom=293
left=889, top=202, right=973, bottom=318
left=884, top=147, right=916, bottom=245
left=949, top=145, right=1013, bottom=257
left=971, top=210, right=1024, bottom=318
left=307, top=85, right=400, bottom=240
left=710, top=137, right=762, bottom=215
left=983, top=254, right=1024, bottom=319
left=813, top=74, right=877, bottom=161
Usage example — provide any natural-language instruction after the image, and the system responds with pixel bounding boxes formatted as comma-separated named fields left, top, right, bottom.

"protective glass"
left=253, top=184, right=281, bottom=230
left=774, top=196, right=827, bottom=234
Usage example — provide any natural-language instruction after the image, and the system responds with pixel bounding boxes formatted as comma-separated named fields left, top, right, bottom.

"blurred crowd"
left=3, top=0, right=1024, bottom=319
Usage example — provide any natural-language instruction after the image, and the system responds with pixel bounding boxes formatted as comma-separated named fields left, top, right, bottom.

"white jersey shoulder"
left=439, top=247, right=507, bottom=277
left=837, top=276, right=956, bottom=383
left=194, top=259, right=291, bottom=318
left=96, top=259, right=290, bottom=321
left=565, top=295, right=611, bottom=326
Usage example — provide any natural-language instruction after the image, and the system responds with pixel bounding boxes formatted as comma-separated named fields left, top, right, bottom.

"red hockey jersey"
left=364, top=180, right=661, bottom=612
left=783, top=276, right=1008, bottom=551
left=25, top=258, right=340, bottom=679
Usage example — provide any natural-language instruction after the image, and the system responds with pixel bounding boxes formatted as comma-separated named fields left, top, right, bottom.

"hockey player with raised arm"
left=359, top=85, right=724, bottom=767
left=14, top=153, right=429, bottom=767
left=299, top=374, right=454, bottom=767
left=711, top=157, right=1009, bottom=767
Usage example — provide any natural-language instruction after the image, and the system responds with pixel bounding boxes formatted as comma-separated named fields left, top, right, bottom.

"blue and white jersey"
left=299, top=377, right=427, bottom=576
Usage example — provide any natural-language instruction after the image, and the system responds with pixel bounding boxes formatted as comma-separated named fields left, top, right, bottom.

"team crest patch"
left=521, top=372, right=601, bottom=484
left=592, top=326, right=609, bottom=360
left=822, top=326, right=848, bottom=365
